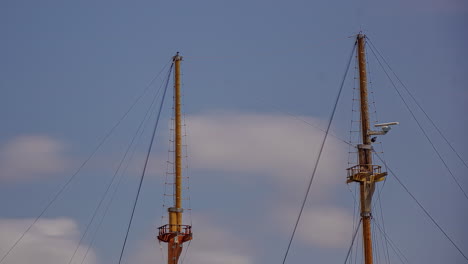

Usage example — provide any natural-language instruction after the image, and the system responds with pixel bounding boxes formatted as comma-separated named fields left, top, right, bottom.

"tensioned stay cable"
left=117, top=63, right=173, bottom=264
left=281, top=40, right=356, bottom=264
left=372, top=219, right=409, bottom=264
left=365, top=39, right=468, bottom=261
left=180, top=81, right=193, bottom=264
left=362, top=47, right=392, bottom=264
left=366, top=37, right=468, bottom=171
left=262, top=62, right=466, bottom=262
left=0, top=60, right=172, bottom=264
left=79, top=142, right=139, bottom=264
left=67, top=66, right=171, bottom=264
left=376, top=181, right=391, bottom=264
left=78, top=70, right=172, bottom=264
left=344, top=219, right=362, bottom=264
left=366, top=42, right=468, bottom=201
left=264, top=101, right=467, bottom=262
left=374, top=153, right=468, bottom=261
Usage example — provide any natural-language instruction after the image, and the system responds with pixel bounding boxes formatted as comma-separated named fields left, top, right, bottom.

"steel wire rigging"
left=258, top=91, right=467, bottom=262
left=2, top=39, right=465, bottom=264
left=365, top=42, right=468, bottom=201
left=78, top=86, right=169, bottom=264
left=374, top=152, right=468, bottom=261
left=117, top=63, right=173, bottom=264
left=366, top=37, right=468, bottom=172
left=364, top=44, right=392, bottom=264
left=372, top=219, right=409, bottom=264
left=66, top=64, right=174, bottom=264
left=267, top=35, right=466, bottom=263
left=0, top=60, right=172, bottom=264
left=344, top=219, right=363, bottom=264
left=281, top=39, right=357, bottom=264
left=265, top=99, right=468, bottom=263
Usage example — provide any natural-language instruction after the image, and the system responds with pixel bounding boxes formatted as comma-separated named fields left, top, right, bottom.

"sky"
left=0, top=0, right=467, bottom=263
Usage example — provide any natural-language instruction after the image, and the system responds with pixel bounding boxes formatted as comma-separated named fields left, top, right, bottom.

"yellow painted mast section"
left=157, top=52, right=192, bottom=264
left=173, top=52, right=183, bottom=232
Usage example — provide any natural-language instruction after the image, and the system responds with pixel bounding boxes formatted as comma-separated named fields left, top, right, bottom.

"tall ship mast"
left=346, top=33, right=397, bottom=264
left=157, top=52, right=193, bottom=264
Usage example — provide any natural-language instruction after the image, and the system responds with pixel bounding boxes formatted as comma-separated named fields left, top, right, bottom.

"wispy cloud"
left=0, top=218, right=98, bottom=264
left=274, top=205, right=354, bottom=248
left=184, top=112, right=353, bottom=250
left=186, top=112, right=346, bottom=190
left=0, top=135, right=70, bottom=181
left=187, top=214, right=254, bottom=264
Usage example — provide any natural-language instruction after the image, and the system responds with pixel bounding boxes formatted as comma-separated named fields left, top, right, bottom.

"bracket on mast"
left=168, top=207, right=184, bottom=213
left=368, top=122, right=399, bottom=136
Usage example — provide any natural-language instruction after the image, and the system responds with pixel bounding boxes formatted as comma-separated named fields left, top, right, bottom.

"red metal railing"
left=157, top=224, right=192, bottom=236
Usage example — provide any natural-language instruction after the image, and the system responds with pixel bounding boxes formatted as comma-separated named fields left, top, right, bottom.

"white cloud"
left=188, top=251, right=252, bottom=264
left=0, top=218, right=98, bottom=264
left=0, top=135, right=70, bottom=181
left=111, top=112, right=356, bottom=263
left=183, top=112, right=354, bottom=249
left=187, top=215, right=254, bottom=264
left=187, top=112, right=345, bottom=181
left=274, top=206, right=354, bottom=248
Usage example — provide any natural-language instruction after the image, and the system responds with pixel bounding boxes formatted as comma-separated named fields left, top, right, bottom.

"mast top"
left=173, top=52, right=183, bottom=62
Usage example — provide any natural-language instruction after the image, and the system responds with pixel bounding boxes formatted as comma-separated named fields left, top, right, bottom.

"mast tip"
left=173, top=52, right=183, bottom=61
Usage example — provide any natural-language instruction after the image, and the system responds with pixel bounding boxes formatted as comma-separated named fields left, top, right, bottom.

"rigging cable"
left=281, top=40, right=357, bottom=264
left=365, top=45, right=392, bottom=264
left=344, top=219, right=362, bottom=264
left=367, top=37, right=468, bottom=171
left=366, top=41, right=468, bottom=201
left=260, top=101, right=466, bottom=262
left=0, top=60, right=172, bottom=264
left=79, top=147, right=135, bottom=264
left=376, top=182, right=391, bottom=264
left=261, top=104, right=467, bottom=262
left=374, top=152, right=468, bottom=261
left=372, top=219, right=409, bottom=264
left=180, top=92, right=193, bottom=264
left=67, top=65, right=172, bottom=264
left=117, top=63, right=173, bottom=264
left=78, top=69, right=173, bottom=264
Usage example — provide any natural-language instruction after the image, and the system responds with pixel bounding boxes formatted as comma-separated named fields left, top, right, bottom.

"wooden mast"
left=346, top=33, right=387, bottom=264
left=157, top=52, right=192, bottom=264
left=173, top=51, right=183, bottom=232
left=357, top=33, right=374, bottom=264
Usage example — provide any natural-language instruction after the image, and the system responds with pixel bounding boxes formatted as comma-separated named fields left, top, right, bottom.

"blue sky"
left=0, top=0, right=467, bottom=263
